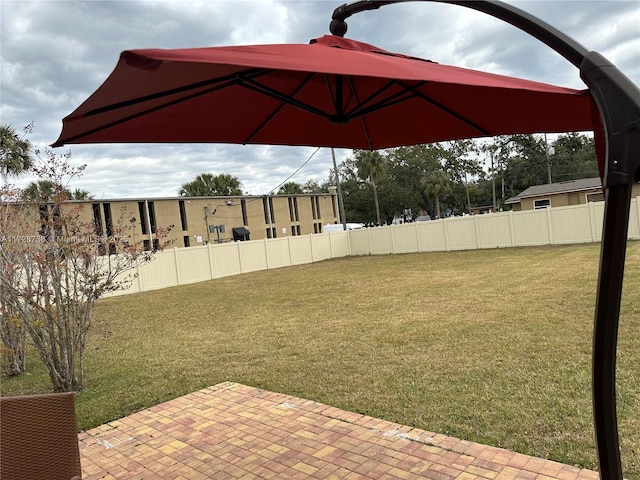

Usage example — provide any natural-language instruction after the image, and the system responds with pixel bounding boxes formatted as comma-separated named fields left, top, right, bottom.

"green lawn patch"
left=2, top=242, right=639, bottom=477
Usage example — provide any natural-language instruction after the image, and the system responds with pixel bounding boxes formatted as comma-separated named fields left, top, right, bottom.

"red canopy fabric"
left=54, top=35, right=594, bottom=150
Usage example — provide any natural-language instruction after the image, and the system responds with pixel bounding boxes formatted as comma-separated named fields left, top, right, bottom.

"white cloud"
left=1, top=0, right=638, bottom=198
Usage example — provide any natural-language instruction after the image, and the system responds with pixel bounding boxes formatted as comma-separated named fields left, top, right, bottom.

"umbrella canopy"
left=53, top=35, right=594, bottom=149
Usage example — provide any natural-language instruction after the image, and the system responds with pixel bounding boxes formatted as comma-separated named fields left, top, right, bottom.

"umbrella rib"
left=72, top=68, right=271, bottom=120
left=342, top=80, right=426, bottom=119
left=399, top=82, right=491, bottom=135
left=58, top=71, right=275, bottom=145
left=239, top=77, right=334, bottom=121
left=243, top=72, right=317, bottom=143
left=346, top=76, right=373, bottom=150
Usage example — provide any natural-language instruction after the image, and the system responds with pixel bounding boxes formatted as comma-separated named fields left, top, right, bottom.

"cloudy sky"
left=1, top=0, right=638, bottom=199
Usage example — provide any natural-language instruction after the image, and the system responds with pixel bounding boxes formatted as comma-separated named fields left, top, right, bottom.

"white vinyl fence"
left=107, top=197, right=640, bottom=297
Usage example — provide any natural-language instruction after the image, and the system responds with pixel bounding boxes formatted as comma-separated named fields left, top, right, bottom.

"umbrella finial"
left=330, top=18, right=348, bottom=37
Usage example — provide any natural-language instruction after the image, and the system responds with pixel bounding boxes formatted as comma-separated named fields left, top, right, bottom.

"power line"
left=265, top=147, right=321, bottom=195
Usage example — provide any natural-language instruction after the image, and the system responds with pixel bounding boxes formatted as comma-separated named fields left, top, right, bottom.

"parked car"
left=322, top=223, right=364, bottom=233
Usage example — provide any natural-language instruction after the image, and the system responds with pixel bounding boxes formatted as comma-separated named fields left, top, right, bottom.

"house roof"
left=505, top=177, right=602, bottom=204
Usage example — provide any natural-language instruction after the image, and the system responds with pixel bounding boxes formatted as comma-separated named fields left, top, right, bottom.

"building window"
left=148, top=201, right=157, bottom=233
left=291, top=225, right=297, bottom=236
left=263, top=197, right=271, bottom=224
left=288, top=197, right=300, bottom=222
left=289, top=198, right=295, bottom=222
left=138, top=201, right=148, bottom=235
left=179, top=200, right=188, bottom=231
left=92, top=203, right=103, bottom=235
left=314, top=197, right=321, bottom=220
left=103, top=203, right=116, bottom=254
left=137, top=201, right=157, bottom=251
left=269, top=197, right=275, bottom=223
left=296, top=225, right=301, bottom=236
left=92, top=203, right=106, bottom=255
left=241, top=199, right=248, bottom=225
left=534, top=199, right=551, bottom=209
left=183, top=235, right=190, bottom=247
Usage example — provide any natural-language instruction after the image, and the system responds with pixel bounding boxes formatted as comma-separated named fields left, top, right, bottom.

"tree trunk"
left=435, top=195, right=441, bottom=219
left=372, top=180, right=381, bottom=226
left=464, top=174, right=472, bottom=214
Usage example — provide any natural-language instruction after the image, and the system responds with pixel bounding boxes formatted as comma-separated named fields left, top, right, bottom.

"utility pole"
left=490, top=150, right=497, bottom=212
left=331, top=147, right=347, bottom=231
left=545, top=133, right=552, bottom=184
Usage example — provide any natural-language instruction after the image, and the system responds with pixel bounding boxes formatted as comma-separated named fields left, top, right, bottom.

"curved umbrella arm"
left=330, top=2, right=640, bottom=480
left=331, top=0, right=589, bottom=67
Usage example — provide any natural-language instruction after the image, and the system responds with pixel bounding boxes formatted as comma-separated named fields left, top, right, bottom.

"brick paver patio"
left=79, top=382, right=599, bottom=479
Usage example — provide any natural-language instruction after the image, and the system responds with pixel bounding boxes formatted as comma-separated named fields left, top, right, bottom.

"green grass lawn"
left=2, top=242, right=639, bottom=477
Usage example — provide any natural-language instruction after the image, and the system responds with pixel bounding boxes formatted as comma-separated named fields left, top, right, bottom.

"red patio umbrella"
left=52, top=2, right=640, bottom=478
left=53, top=34, right=595, bottom=149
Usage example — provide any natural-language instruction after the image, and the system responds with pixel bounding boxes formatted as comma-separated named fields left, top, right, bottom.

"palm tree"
left=70, top=189, right=91, bottom=200
left=21, top=181, right=90, bottom=202
left=212, top=173, right=243, bottom=196
left=354, top=150, right=387, bottom=225
left=277, top=182, right=304, bottom=195
left=422, top=170, right=452, bottom=219
left=1, top=125, right=33, bottom=184
left=179, top=173, right=243, bottom=196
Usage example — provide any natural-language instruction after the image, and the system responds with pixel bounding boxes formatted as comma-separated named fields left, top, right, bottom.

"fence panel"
left=310, top=234, right=333, bottom=262
left=476, top=213, right=512, bottom=248
left=549, top=205, right=594, bottom=244
left=328, top=232, right=351, bottom=258
left=444, top=217, right=477, bottom=250
left=511, top=209, right=550, bottom=246
left=176, top=245, right=213, bottom=284
left=368, top=227, right=394, bottom=255
left=392, top=223, right=419, bottom=253
left=209, top=243, right=242, bottom=279
left=136, top=250, right=179, bottom=291
left=238, top=241, right=269, bottom=273
left=289, top=236, right=314, bottom=265
left=416, top=221, right=447, bottom=252
left=265, top=237, right=292, bottom=269
left=348, top=229, right=371, bottom=255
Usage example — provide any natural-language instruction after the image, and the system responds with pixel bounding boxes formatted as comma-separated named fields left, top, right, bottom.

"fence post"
left=264, top=238, right=271, bottom=269
left=414, top=222, right=421, bottom=253
left=546, top=207, right=554, bottom=245
left=391, top=225, right=397, bottom=254
left=508, top=211, right=516, bottom=247
left=135, top=257, right=143, bottom=292
left=443, top=219, right=450, bottom=252
left=207, top=243, right=215, bottom=280
left=173, top=247, right=181, bottom=286
left=588, top=202, right=598, bottom=242
left=237, top=241, right=244, bottom=273
left=287, top=236, right=294, bottom=265
left=473, top=215, right=481, bottom=249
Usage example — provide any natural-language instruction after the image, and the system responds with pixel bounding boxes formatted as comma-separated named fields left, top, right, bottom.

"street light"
left=330, top=2, right=640, bottom=479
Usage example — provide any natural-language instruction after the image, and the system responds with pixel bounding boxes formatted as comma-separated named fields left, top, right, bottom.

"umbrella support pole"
left=331, top=2, right=640, bottom=479
left=593, top=184, right=631, bottom=480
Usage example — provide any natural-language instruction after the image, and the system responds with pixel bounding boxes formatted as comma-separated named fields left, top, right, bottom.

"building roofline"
left=508, top=177, right=603, bottom=203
